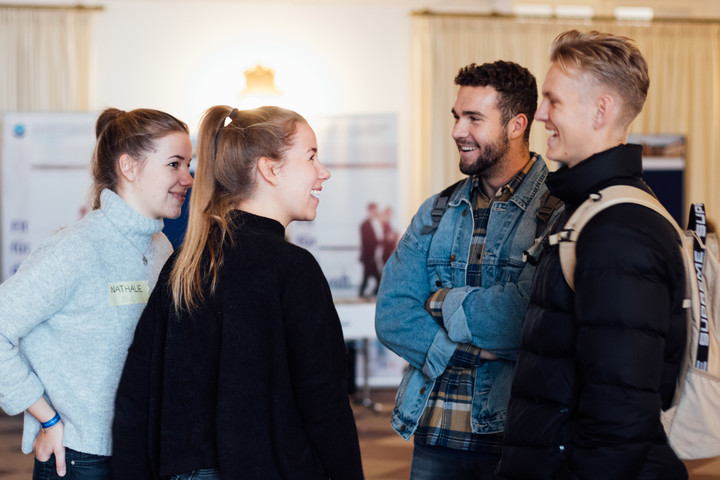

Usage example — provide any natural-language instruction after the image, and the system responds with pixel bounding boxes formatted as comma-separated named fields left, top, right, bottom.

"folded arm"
left=374, top=199, right=459, bottom=380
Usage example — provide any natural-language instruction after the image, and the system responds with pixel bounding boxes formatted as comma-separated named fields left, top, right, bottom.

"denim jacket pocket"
left=471, top=361, right=513, bottom=433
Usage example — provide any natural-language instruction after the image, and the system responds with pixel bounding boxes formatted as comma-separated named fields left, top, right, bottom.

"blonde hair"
left=550, top=30, right=649, bottom=127
left=170, top=105, right=306, bottom=312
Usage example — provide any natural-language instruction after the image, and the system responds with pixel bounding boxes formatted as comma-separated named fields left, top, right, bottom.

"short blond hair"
left=550, top=30, right=649, bottom=127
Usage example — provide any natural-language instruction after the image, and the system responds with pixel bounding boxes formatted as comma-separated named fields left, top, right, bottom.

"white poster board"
left=1, top=112, right=96, bottom=281
left=289, top=113, right=400, bottom=300
left=287, top=113, right=406, bottom=387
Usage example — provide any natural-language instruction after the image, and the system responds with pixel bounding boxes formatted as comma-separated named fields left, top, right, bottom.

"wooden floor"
left=351, top=389, right=412, bottom=479
left=1, top=388, right=719, bottom=479
left=353, top=390, right=720, bottom=479
left=0, top=390, right=414, bottom=480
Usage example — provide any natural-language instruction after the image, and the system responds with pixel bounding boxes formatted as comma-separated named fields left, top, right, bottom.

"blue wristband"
left=40, top=412, right=61, bottom=429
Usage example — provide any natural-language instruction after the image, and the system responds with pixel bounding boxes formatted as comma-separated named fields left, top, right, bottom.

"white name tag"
left=108, top=280, right=149, bottom=306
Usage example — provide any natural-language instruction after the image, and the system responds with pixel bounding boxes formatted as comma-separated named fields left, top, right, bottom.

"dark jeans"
left=170, top=469, right=220, bottom=480
left=410, top=441, right=501, bottom=480
left=359, top=262, right=381, bottom=297
left=33, top=448, right=110, bottom=480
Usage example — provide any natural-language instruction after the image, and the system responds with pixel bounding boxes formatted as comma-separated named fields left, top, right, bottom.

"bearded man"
left=375, top=60, right=561, bottom=479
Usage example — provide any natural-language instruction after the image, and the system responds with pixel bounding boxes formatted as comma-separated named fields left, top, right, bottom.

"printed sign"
left=1, top=112, right=96, bottom=281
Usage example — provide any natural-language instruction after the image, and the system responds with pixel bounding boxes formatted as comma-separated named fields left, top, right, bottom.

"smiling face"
left=127, top=131, right=194, bottom=219
left=274, top=121, right=330, bottom=226
left=451, top=86, right=510, bottom=177
left=536, top=62, right=599, bottom=167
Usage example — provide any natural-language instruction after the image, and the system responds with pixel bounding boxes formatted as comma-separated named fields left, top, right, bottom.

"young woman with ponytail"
left=0, top=108, right=193, bottom=479
left=112, top=105, right=364, bottom=480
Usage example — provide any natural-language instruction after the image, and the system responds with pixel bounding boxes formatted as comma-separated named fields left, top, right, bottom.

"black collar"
left=546, top=144, right=646, bottom=208
left=229, top=210, right=286, bottom=237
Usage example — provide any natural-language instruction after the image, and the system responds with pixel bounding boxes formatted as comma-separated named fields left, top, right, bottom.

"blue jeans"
left=32, top=448, right=110, bottom=480
left=170, top=469, right=220, bottom=480
left=410, top=441, right=501, bottom=480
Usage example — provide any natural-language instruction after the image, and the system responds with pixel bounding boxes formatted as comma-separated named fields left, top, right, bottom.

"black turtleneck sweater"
left=112, top=211, right=364, bottom=480
left=497, top=145, right=688, bottom=480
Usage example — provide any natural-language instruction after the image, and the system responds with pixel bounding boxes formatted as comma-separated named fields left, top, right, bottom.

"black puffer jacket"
left=497, top=144, right=688, bottom=480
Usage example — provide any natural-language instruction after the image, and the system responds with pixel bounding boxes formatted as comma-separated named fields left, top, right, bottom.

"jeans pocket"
left=32, top=455, right=55, bottom=480
left=64, top=448, right=111, bottom=479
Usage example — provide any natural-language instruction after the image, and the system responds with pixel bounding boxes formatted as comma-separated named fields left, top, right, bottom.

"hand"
left=33, top=421, right=66, bottom=477
left=480, top=349, right=499, bottom=360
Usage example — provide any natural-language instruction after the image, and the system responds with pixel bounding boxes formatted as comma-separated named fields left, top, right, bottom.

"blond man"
left=497, top=30, right=688, bottom=479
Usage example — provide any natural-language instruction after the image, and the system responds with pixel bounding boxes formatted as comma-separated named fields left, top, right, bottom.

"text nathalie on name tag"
left=108, top=280, right=149, bottom=306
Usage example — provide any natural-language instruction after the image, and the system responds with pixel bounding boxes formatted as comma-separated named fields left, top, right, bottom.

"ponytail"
left=170, top=105, right=305, bottom=312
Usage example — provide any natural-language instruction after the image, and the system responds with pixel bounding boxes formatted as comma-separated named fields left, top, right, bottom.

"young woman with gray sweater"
left=0, top=108, right=193, bottom=479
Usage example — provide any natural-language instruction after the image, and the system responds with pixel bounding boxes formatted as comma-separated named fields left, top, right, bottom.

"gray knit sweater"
left=0, top=188, right=172, bottom=455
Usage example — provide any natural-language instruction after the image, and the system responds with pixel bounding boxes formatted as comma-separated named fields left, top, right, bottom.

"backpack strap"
left=688, top=203, right=708, bottom=242
left=550, top=185, right=684, bottom=290
left=687, top=203, right=710, bottom=370
left=523, top=191, right=564, bottom=266
left=535, top=191, right=564, bottom=238
left=420, top=179, right=465, bottom=235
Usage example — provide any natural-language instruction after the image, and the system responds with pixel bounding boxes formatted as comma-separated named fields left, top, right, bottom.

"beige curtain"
left=410, top=13, right=720, bottom=226
left=0, top=6, right=98, bottom=112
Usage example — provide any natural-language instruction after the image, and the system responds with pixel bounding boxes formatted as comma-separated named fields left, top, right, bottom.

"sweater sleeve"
left=567, top=205, right=683, bottom=479
left=283, top=251, right=364, bottom=480
left=0, top=244, right=69, bottom=415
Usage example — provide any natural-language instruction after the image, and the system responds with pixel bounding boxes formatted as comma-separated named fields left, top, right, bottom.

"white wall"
left=0, top=0, right=493, bottom=227
left=93, top=1, right=411, bottom=128
left=10, top=0, right=716, bottom=221
left=90, top=0, right=416, bottom=219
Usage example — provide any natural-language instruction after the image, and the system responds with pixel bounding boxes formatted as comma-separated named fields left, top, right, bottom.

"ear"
left=593, top=94, right=615, bottom=129
left=257, top=156, right=280, bottom=186
left=506, top=113, right=528, bottom=140
left=118, top=154, right=139, bottom=182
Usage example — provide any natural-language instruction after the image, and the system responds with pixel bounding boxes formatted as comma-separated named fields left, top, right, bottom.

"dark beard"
left=459, top=134, right=509, bottom=176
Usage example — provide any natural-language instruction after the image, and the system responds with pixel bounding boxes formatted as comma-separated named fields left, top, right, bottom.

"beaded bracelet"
left=40, top=412, right=61, bottom=430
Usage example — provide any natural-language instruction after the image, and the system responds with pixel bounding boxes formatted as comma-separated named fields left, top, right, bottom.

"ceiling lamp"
left=240, top=65, right=282, bottom=97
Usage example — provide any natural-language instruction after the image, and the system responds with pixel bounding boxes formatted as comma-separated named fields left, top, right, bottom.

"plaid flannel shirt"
left=415, top=156, right=535, bottom=451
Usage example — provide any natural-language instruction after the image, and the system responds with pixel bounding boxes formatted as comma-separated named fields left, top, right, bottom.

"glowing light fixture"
left=238, top=64, right=283, bottom=108
left=240, top=65, right=282, bottom=96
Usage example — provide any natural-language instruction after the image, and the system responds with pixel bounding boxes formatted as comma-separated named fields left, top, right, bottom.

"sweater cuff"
left=0, top=375, right=44, bottom=416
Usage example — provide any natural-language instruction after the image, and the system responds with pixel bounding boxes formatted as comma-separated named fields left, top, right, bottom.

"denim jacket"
left=375, top=156, right=557, bottom=440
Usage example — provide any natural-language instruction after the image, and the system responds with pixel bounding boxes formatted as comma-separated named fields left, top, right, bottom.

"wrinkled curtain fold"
left=0, top=7, right=96, bottom=112
left=410, top=14, right=720, bottom=225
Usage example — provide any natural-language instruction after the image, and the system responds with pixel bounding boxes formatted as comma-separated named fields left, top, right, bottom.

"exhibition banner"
left=1, top=111, right=96, bottom=281
left=287, top=113, right=406, bottom=386
left=288, top=112, right=400, bottom=300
